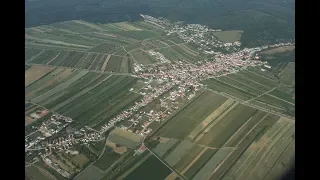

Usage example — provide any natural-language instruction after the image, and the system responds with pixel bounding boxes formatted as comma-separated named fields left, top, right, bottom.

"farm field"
left=124, top=155, right=172, bottom=180
left=25, top=18, right=294, bottom=180
left=212, top=30, right=243, bottom=43
left=131, top=49, right=157, bottom=65
left=154, top=90, right=228, bottom=140
left=25, top=65, right=55, bottom=87
left=146, top=86, right=294, bottom=180
left=25, top=65, right=143, bottom=129
left=203, top=66, right=295, bottom=116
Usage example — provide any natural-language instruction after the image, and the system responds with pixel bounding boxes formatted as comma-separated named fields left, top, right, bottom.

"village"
left=25, top=15, right=295, bottom=179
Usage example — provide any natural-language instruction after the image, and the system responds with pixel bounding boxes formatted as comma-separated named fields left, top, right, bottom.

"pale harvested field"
left=212, top=30, right=243, bottom=43
left=25, top=116, right=35, bottom=126
left=106, top=139, right=117, bottom=149
left=153, top=138, right=178, bottom=157
left=25, top=35, right=92, bottom=48
left=101, top=54, right=111, bottom=72
left=260, top=45, right=295, bottom=55
left=164, top=141, right=193, bottom=166
left=25, top=66, right=55, bottom=87
left=26, top=68, right=75, bottom=99
left=114, top=22, right=142, bottom=31
left=108, top=128, right=144, bottom=148
left=164, top=172, right=179, bottom=180
left=93, top=32, right=117, bottom=38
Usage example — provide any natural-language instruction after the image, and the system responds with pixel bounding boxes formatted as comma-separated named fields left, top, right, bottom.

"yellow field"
left=25, top=66, right=55, bottom=87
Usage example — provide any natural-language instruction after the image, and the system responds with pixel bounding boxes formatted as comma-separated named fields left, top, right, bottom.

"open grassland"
left=124, top=155, right=172, bottom=180
left=25, top=65, right=55, bottom=87
left=155, top=90, right=227, bottom=140
left=212, top=30, right=242, bottom=43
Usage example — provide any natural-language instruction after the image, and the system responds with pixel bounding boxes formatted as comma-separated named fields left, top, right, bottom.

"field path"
left=116, top=152, right=152, bottom=180
left=181, top=147, right=208, bottom=174
left=266, top=94, right=295, bottom=105
left=146, top=147, right=185, bottom=180
left=46, top=52, right=61, bottom=65
left=101, top=54, right=111, bottom=72
left=245, top=87, right=276, bottom=103
left=186, top=99, right=234, bottom=141
left=193, top=102, right=239, bottom=143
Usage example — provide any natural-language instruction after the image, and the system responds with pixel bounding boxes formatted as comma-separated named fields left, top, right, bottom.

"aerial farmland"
left=25, top=15, right=294, bottom=180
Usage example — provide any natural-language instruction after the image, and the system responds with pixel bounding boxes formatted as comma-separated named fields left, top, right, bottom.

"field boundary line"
left=26, top=63, right=135, bottom=77
left=265, top=94, right=295, bottom=105
left=116, top=152, right=152, bottom=180
left=88, top=54, right=99, bottom=70
left=181, top=147, right=208, bottom=174
left=26, top=49, right=46, bottom=63
left=146, top=147, right=186, bottom=180
left=244, top=69, right=278, bottom=83
left=101, top=54, right=111, bottom=72
left=235, top=121, right=288, bottom=178
left=236, top=73, right=274, bottom=89
left=46, top=51, right=62, bottom=65
left=245, top=87, right=276, bottom=103
left=193, top=102, right=239, bottom=143
left=248, top=123, right=294, bottom=178
left=186, top=99, right=235, bottom=141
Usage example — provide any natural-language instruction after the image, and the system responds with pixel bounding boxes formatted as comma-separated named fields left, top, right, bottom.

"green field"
left=124, top=155, right=172, bottom=180
left=155, top=91, right=227, bottom=139
left=130, top=49, right=157, bottom=65
left=93, top=147, right=121, bottom=171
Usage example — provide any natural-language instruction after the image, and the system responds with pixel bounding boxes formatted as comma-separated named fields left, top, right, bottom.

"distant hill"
left=26, top=0, right=295, bottom=47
